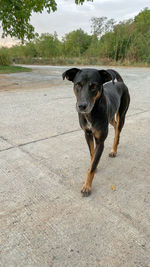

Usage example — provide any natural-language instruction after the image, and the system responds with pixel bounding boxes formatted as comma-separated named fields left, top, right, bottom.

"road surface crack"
left=0, top=129, right=81, bottom=152
left=0, top=109, right=149, bottom=153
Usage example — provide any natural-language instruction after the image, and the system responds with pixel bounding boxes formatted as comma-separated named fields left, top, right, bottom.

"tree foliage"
left=1, top=7, right=150, bottom=65
left=35, top=32, right=62, bottom=57
left=0, top=47, right=11, bottom=65
left=0, top=0, right=93, bottom=41
left=90, top=8, right=150, bottom=63
left=63, top=29, right=92, bottom=57
left=91, top=17, right=116, bottom=38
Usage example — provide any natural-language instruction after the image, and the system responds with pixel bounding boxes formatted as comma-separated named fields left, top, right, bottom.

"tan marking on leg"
left=81, top=156, right=96, bottom=196
left=89, top=138, right=95, bottom=161
left=110, top=117, right=116, bottom=129
left=93, top=129, right=101, bottom=139
left=81, top=133, right=101, bottom=196
left=109, top=112, right=120, bottom=157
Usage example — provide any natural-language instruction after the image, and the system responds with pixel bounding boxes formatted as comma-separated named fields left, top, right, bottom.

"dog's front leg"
left=85, top=131, right=95, bottom=161
left=81, top=140, right=104, bottom=197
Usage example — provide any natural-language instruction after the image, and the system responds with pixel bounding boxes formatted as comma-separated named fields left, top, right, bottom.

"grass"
left=14, top=56, right=150, bottom=67
left=0, top=65, right=32, bottom=74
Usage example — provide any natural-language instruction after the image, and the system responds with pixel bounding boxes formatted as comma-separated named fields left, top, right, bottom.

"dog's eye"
left=75, top=83, right=82, bottom=89
left=90, top=84, right=97, bottom=91
left=77, top=83, right=82, bottom=87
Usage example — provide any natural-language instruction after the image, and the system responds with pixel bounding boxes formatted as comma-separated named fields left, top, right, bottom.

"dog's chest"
left=83, top=115, right=100, bottom=139
left=85, top=116, right=93, bottom=130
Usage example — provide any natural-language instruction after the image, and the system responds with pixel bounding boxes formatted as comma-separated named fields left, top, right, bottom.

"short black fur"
left=62, top=68, right=130, bottom=196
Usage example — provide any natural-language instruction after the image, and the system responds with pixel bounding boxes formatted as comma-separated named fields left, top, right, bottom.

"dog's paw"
left=81, top=183, right=91, bottom=197
left=109, top=151, right=117, bottom=157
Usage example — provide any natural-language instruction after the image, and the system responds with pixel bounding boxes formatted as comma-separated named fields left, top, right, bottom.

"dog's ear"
left=62, top=68, right=80, bottom=82
left=98, top=69, right=115, bottom=84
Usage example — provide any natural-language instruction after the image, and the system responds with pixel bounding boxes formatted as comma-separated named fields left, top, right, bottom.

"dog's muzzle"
left=76, top=102, right=94, bottom=114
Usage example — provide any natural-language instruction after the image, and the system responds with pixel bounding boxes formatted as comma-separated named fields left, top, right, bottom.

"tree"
left=127, top=8, right=150, bottom=63
left=0, top=0, right=93, bottom=42
left=91, top=17, right=107, bottom=38
left=112, top=19, right=133, bottom=61
left=134, top=7, right=150, bottom=34
left=35, top=33, right=62, bottom=57
left=63, top=29, right=92, bottom=57
left=91, top=16, right=116, bottom=39
left=84, top=35, right=101, bottom=57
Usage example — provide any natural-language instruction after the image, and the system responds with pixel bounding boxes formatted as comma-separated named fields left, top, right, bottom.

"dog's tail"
left=107, top=69, right=124, bottom=82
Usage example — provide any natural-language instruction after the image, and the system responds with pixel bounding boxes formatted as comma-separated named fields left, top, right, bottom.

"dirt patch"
left=0, top=67, right=63, bottom=91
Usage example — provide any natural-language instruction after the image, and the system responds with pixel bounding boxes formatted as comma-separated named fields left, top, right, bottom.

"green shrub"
left=0, top=48, right=12, bottom=66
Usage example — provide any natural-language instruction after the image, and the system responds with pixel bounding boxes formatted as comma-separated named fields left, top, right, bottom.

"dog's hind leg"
left=118, top=91, right=130, bottom=133
left=110, top=116, right=117, bottom=129
left=109, top=91, right=130, bottom=157
left=109, top=112, right=120, bottom=157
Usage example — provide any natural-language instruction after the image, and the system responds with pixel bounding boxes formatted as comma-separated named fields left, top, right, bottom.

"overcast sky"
left=0, top=0, right=150, bottom=46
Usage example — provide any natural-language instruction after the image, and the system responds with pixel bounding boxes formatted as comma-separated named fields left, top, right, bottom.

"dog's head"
left=62, top=68, right=115, bottom=114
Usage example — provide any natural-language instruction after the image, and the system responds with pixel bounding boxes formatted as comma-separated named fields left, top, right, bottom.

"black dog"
left=62, top=68, right=130, bottom=196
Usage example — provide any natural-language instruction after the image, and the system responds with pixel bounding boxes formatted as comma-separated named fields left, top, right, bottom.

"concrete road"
left=0, top=65, right=150, bottom=267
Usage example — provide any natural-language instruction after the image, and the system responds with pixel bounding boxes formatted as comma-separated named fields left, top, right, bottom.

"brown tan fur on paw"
left=109, top=151, right=117, bottom=157
left=81, top=183, right=91, bottom=197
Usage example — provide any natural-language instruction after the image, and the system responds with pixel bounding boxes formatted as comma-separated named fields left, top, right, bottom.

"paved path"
left=0, top=66, right=150, bottom=267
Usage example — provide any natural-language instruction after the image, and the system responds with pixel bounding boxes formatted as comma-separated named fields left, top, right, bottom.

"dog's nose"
left=78, top=102, right=88, bottom=111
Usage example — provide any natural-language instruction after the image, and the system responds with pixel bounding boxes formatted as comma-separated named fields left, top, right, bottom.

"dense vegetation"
left=0, top=8, right=150, bottom=66
left=0, top=47, right=11, bottom=65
